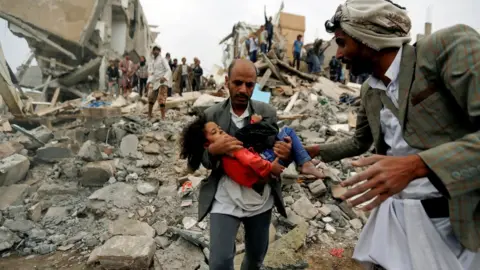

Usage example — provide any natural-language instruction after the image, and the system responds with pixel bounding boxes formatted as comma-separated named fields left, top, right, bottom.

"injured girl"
left=180, top=113, right=324, bottom=188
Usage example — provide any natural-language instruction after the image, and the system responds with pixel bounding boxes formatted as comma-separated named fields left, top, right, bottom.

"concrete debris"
left=0, top=4, right=369, bottom=266
left=88, top=236, right=156, bottom=269
left=0, top=154, right=30, bottom=186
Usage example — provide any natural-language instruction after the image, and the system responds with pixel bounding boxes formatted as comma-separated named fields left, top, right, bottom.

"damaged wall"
left=0, top=0, right=98, bottom=44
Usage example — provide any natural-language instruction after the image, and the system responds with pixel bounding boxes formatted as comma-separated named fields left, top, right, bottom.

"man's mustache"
left=235, top=93, right=250, bottom=99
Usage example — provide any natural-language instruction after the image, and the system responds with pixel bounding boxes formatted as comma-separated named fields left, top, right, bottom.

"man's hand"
left=274, top=136, right=292, bottom=161
left=340, top=154, right=429, bottom=211
left=208, top=135, right=243, bottom=156
left=160, top=77, right=167, bottom=83
left=271, top=157, right=285, bottom=177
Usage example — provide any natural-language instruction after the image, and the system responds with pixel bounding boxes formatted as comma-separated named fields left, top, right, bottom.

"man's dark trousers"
left=209, top=210, right=272, bottom=270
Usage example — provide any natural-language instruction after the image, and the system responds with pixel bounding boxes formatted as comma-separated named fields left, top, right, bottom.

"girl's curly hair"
left=180, top=113, right=208, bottom=171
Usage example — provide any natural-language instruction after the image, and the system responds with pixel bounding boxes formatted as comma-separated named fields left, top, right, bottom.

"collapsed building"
left=0, top=0, right=157, bottom=108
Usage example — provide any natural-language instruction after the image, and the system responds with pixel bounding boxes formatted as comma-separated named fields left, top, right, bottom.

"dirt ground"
left=0, top=244, right=363, bottom=270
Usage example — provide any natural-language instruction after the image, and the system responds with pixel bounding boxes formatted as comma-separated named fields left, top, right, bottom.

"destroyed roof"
left=18, top=66, right=43, bottom=89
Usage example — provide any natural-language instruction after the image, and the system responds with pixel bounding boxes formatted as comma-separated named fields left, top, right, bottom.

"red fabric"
left=221, top=148, right=272, bottom=188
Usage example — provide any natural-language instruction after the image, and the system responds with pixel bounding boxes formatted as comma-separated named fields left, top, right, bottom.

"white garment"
left=249, top=37, right=258, bottom=53
left=147, top=55, right=172, bottom=89
left=210, top=103, right=274, bottom=218
left=353, top=47, right=480, bottom=270
left=182, top=64, right=188, bottom=76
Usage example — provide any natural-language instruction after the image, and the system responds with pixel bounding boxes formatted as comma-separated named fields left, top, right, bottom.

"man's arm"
left=417, top=24, right=480, bottom=198
left=317, top=86, right=374, bottom=162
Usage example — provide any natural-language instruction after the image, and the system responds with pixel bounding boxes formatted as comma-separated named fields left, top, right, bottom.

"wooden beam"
left=284, top=92, right=300, bottom=113
left=261, top=54, right=290, bottom=85
left=50, top=88, right=60, bottom=107
left=257, top=69, right=272, bottom=89
left=275, top=60, right=318, bottom=81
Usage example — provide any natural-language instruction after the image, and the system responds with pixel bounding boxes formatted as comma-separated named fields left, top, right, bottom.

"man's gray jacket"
left=197, top=99, right=287, bottom=221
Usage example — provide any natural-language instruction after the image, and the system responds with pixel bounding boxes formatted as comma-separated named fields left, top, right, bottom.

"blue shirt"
left=294, top=40, right=303, bottom=53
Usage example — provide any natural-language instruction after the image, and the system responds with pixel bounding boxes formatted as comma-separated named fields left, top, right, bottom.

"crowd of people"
left=105, top=51, right=206, bottom=100
left=176, top=0, right=480, bottom=270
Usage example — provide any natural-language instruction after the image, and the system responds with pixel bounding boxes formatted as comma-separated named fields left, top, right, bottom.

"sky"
left=1, top=0, right=479, bottom=75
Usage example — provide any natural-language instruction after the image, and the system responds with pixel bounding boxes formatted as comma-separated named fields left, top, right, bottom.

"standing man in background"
left=173, top=57, right=192, bottom=96
left=136, top=56, right=149, bottom=97
left=147, top=44, right=171, bottom=119
left=264, top=6, right=274, bottom=52
left=258, top=25, right=268, bottom=54
left=192, top=58, right=203, bottom=91
left=248, top=34, right=259, bottom=62
left=106, top=59, right=119, bottom=97
left=292, top=34, right=303, bottom=70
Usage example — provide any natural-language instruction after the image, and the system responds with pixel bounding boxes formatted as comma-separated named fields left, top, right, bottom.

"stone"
left=155, top=236, right=171, bottom=249
left=325, top=224, right=336, bottom=234
left=89, top=182, right=137, bottom=209
left=77, top=140, right=103, bottom=162
left=292, top=196, right=319, bottom=220
left=37, top=182, right=78, bottom=198
left=48, top=234, right=67, bottom=245
left=23, top=125, right=54, bottom=150
left=308, top=181, right=327, bottom=197
left=317, top=233, right=334, bottom=246
left=0, top=184, right=29, bottom=210
left=235, top=222, right=308, bottom=269
left=339, top=201, right=358, bottom=219
left=136, top=181, right=157, bottom=195
left=0, top=227, right=21, bottom=251
left=344, top=229, right=356, bottom=239
left=33, top=244, right=56, bottom=255
left=283, top=196, right=295, bottom=205
left=318, top=205, right=332, bottom=216
left=322, top=217, right=333, bottom=223
left=152, top=220, right=168, bottom=236
left=88, top=236, right=155, bottom=269
left=155, top=238, right=205, bottom=270
left=349, top=218, right=363, bottom=230
left=108, top=218, right=155, bottom=238
left=120, top=135, right=139, bottom=157
left=0, top=154, right=30, bottom=186
left=331, top=184, right=347, bottom=199
left=6, top=205, right=26, bottom=220
left=299, top=130, right=321, bottom=142
left=4, top=219, right=34, bottom=233
left=35, top=144, right=73, bottom=163
left=300, top=118, right=316, bottom=130
left=66, top=231, right=88, bottom=244
left=81, top=161, right=115, bottom=187
left=0, top=141, right=24, bottom=159
left=43, top=207, right=68, bottom=225
left=143, top=142, right=161, bottom=154
left=28, top=229, right=47, bottom=241
left=286, top=209, right=306, bottom=226
left=182, top=217, right=197, bottom=230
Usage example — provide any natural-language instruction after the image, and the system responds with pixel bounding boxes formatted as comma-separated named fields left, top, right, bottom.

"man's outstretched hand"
left=340, top=154, right=429, bottom=211
left=208, top=135, right=243, bottom=156
left=274, top=136, right=292, bottom=161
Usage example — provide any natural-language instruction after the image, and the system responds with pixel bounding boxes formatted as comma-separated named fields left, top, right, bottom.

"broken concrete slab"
left=81, top=160, right=115, bottom=187
left=77, top=140, right=103, bottom=162
left=28, top=202, right=42, bottom=222
left=235, top=222, right=308, bottom=269
left=4, top=219, right=35, bottom=233
left=43, top=206, right=69, bottom=225
left=0, top=184, right=29, bottom=211
left=155, top=238, right=205, bottom=270
left=0, top=141, right=24, bottom=159
left=308, top=180, right=327, bottom=197
left=120, top=134, right=139, bottom=157
left=35, top=144, right=74, bottom=163
left=108, top=218, right=155, bottom=238
left=143, top=142, right=160, bottom=154
left=0, top=154, right=30, bottom=186
left=292, top=196, right=319, bottom=220
left=0, top=227, right=21, bottom=252
left=37, top=182, right=78, bottom=198
left=88, top=182, right=137, bottom=209
left=88, top=235, right=155, bottom=270
left=136, top=181, right=157, bottom=195
left=22, top=125, right=54, bottom=150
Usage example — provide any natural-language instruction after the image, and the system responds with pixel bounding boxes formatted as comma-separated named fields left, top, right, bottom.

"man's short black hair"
left=227, top=59, right=258, bottom=78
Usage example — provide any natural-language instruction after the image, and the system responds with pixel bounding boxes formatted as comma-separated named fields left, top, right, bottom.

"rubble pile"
left=0, top=67, right=367, bottom=269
